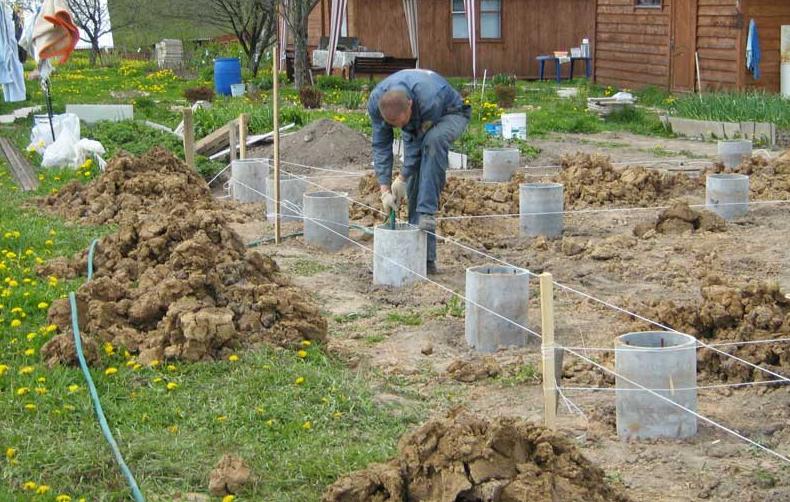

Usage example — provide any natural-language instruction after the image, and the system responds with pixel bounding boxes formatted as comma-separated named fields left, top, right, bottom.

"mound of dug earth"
left=322, top=408, right=630, bottom=502
left=41, top=149, right=213, bottom=225
left=560, top=153, right=699, bottom=208
left=351, top=173, right=526, bottom=248
left=633, top=201, right=725, bottom=238
left=708, top=149, right=790, bottom=200
left=252, top=119, right=372, bottom=172
left=39, top=151, right=326, bottom=366
left=633, top=276, right=790, bottom=382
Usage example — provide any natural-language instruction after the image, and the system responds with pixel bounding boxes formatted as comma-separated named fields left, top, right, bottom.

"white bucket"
left=230, top=83, right=246, bottom=97
left=501, top=112, right=527, bottom=140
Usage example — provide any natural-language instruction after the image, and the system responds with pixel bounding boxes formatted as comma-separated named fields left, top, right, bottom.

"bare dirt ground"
left=225, top=135, right=790, bottom=501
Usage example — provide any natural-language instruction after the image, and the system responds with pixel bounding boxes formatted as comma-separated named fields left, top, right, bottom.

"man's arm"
left=368, top=98, right=395, bottom=189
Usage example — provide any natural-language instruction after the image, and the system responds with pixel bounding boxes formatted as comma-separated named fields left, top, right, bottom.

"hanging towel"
left=0, top=3, right=26, bottom=102
left=33, top=0, right=79, bottom=64
left=746, top=18, right=761, bottom=80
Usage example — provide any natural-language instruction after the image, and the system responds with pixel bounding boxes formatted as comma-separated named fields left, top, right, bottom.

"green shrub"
left=494, top=85, right=516, bottom=108
left=299, top=86, right=323, bottom=109
left=339, top=90, right=365, bottom=110
left=671, top=91, right=790, bottom=128
left=315, top=75, right=364, bottom=91
left=491, top=73, right=516, bottom=87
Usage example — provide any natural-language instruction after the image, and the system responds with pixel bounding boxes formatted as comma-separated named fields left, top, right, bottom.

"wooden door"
left=670, top=0, right=698, bottom=92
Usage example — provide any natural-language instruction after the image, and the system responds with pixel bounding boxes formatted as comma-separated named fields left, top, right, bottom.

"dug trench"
left=244, top=150, right=790, bottom=500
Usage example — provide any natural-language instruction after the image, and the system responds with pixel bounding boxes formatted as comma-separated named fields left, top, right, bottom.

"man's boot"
left=427, top=260, right=440, bottom=275
left=418, top=213, right=436, bottom=232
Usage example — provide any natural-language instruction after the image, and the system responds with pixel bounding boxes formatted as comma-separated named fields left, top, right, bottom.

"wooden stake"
left=273, top=6, right=281, bottom=244
left=182, top=107, right=195, bottom=170
left=228, top=119, right=238, bottom=163
left=540, top=272, right=558, bottom=431
left=239, top=113, right=249, bottom=160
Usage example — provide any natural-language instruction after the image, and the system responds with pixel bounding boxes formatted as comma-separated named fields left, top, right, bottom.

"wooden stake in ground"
left=540, top=272, right=558, bottom=430
left=273, top=11, right=282, bottom=244
left=229, top=119, right=238, bottom=163
left=182, top=107, right=195, bottom=170
left=239, top=113, right=249, bottom=160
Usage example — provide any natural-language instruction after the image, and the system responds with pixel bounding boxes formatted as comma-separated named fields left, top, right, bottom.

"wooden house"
left=305, top=0, right=790, bottom=92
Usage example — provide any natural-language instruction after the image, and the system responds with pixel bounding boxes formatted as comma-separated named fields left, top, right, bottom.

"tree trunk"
left=293, top=20, right=310, bottom=89
left=89, top=40, right=99, bottom=66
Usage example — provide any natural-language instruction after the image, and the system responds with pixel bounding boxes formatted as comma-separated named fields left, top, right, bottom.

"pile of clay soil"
left=632, top=276, right=790, bottom=382
left=322, top=408, right=630, bottom=502
left=633, top=201, right=726, bottom=238
left=560, top=153, right=700, bottom=208
left=39, top=150, right=326, bottom=366
left=351, top=173, right=526, bottom=248
left=708, top=149, right=790, bottom=200
left=251, top=119, right=372, bottom=172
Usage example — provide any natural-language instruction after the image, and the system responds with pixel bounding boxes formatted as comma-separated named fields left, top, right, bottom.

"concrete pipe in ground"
left=303, top=191, right=349, bottom=251
left=706, top=173, right=749, bottom=220
left=373, top=224, right=426, bottom=287
left=230, top=158, right=269, bottom=203
left=465, top=265, right=533, bottom=353
left=615, top=331, right=697, bottom=441
left=519, top=182, right=564, bottom=238
left=483, top=148, right=520, bottom=182
left=717, top=139, right=752, bottom=169
left=266, top=172, right=308, bottom=223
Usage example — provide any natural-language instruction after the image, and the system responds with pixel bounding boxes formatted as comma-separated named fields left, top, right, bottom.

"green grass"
left=289, top=259, right=330, bottom=277
left=670, top=91, right=790, bottom=128
left=0, top=133, right=424, bottom=501
left=385, top=311, right=422, bottom=327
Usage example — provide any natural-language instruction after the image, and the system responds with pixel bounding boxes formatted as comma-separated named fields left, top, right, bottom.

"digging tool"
left=388, top=209, right=396, bottom=229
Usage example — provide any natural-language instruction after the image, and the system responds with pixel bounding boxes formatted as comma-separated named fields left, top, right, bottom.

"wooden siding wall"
left=343, top=0, right=594, bottom=78
left=594, top=0, right=672, bottom=89
left=742, top=0, right=790, bottom=92
left=696, top=0, right=740, bottom=91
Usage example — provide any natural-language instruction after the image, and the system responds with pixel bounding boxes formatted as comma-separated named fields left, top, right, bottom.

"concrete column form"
left=615, top=331, right=698, bottom=441
left=483, top=148, right=520, bottom=182
left=266, top=172, right=308, bottom=222
left=373, top=224, right=427, bottom=287
left=706, top=173, right=749, bottom=220
left=303, top=191, right=349, bottom=251
left=465, top=265, right=533, bottom=353
left=520, top=182, right=564, bottom=238
left=230, top=158, right=269, bottom=203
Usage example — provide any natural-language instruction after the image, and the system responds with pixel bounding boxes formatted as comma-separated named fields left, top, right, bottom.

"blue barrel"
left=214, top=58, right=242, bottom=96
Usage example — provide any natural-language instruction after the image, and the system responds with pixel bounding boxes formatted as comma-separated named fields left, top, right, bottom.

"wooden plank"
left=540, top=273, right=557, bottom=431
left=0, top=138, right=39, bottom=191
left=239, top=114, right=249, bottom=160
left=195, top=122, right=232, bottom=156
left=228, top=120, right=238, bottom=163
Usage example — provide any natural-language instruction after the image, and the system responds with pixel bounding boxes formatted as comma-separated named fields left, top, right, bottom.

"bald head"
left=379, top=89, right=412, bottom=128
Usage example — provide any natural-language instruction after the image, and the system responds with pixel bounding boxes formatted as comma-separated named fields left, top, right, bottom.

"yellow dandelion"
left=104, top=367, right=118, bottom=376
left=216, top=415, right=227, bottom=422
left=228, top=354, right=239, bottom=362
left=149, top=359, right=160, bottom=367
left=297, top=350, right=307, bottom=358
left=17, top=387, right=30, bottom=397
left=22, top=481, right=37, bottom=490
left=56, top=495, right=72, bottom=502
left=266, top=419, right=275, bottom=427
left=0, top=364, right=8, bottom=376
left=10, top=319, right=21, bottom=328
left=44, top=240, right=54, bottom=247
left=5, top=447, right=16, bottom=459
left=34, top=387, right=47, bottom=395
left=153, top=377, right=162, bottom=384
left=103, top=342, right=114, bottom=355
left=301, top=340, right=312, bottom=347
left=49, top=229, right=57, bottom=236
left=167, top=425, right=178, bottom=433
left=63, top=404, right=75, bottom=412
left=37, top=302, right=48, bottom=310
left=222, top=496, right=235, bottom=502
left=67, top=384, right=80, bottom=393
left=166, top=364, right=177, bottom=372
left=18, top=366, right=33, bottom=375
left=24, top=403, right=36, bottom=411
left=36, top=485, right=50, bottom=494
left=45, top=324, right=57, bottom=333
left=48, top=276, right=58, bottom=286
left=166, top=382, right=178, bottom=391
left=302, top=421, right=313, bottom=430
left=37, top=377, right=46, bottom=383
left=26, top=332, right=36, bottom=341
left=333, top=411, right=343, bottom=419
left=23, top=348, right=35, bottom=356
left=132, top=363, right=142, bottom=371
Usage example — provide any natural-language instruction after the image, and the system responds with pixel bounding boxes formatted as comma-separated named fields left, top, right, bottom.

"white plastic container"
left=230, top=83, right=246, bottom=97
left=501, top=113, right=527, bottom=140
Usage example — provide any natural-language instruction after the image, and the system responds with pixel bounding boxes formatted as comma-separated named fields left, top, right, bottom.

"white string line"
left=435, top=199, right=790, bottom=220
left=275, top=167, right=790, bottom=386
left=558, top=386, right=588, bottom=420
left=232, top=178, right=790, bottom=465
left=560, top=379, right=788, bottom=393
left=562, top=346, right=790, bottom=464
left=232, top=178, right=544, bottom=342
left=208, top=163, right=232, bottom=186
left=264, top=158, right=372, bottom=176
left=526, top=158, right=714, bottom=170
left=557, top=337, right=790, bottom=353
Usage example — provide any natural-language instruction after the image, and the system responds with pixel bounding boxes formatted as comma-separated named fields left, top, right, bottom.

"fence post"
left=228, top=119, right=238, bottom=163
left=239, top=113, right=249, bottom=160
left=540, top=272, right=558, bottom=430
left=182, top=107, right=195, bottom=170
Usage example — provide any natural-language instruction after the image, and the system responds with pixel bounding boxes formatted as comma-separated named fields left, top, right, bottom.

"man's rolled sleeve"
left=369, top=101, right=395, bottom=186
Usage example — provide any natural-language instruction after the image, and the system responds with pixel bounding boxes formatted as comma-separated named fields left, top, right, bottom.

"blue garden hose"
left=70, top=239, right=145, bottom=502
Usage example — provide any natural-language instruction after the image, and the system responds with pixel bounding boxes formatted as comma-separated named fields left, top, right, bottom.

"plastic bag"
left=39, top=113, right=81, bottom=168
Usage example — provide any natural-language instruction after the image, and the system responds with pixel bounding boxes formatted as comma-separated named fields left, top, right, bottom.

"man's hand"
left=381, top=191, right=399, bottom=213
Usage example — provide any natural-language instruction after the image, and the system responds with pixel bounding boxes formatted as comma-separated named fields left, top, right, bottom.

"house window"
left=452, top=0, right=468, bottom=40
left=635, top=0, right=662, bottom=7
left=480, top=0, right=501, bottom=39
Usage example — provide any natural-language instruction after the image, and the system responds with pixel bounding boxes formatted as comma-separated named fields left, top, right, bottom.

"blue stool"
left=536, top=55, right=562, bottom=84
left=569, top=57, right=592, bottom=80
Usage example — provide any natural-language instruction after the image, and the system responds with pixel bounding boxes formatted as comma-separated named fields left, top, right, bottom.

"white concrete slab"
left=66, top=104, right=133, bottom=124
